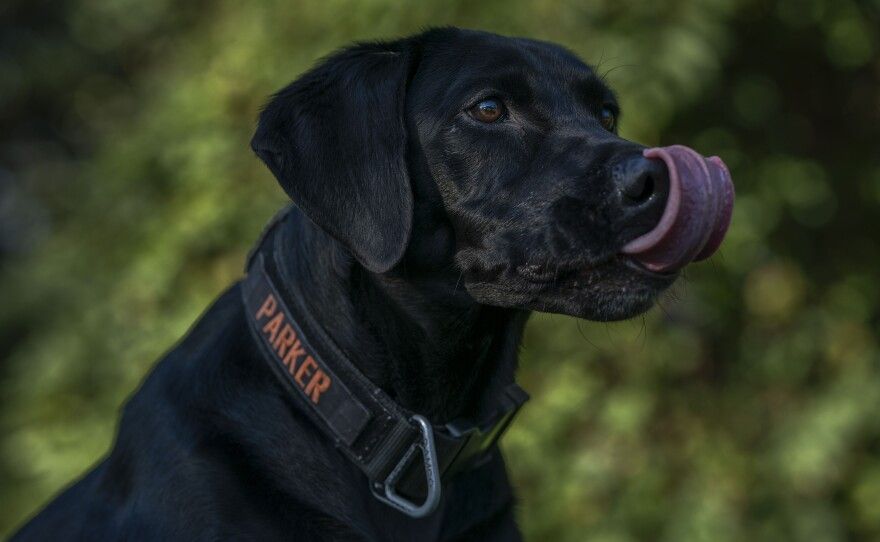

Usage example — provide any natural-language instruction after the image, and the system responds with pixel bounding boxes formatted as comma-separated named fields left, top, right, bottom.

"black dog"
left=12, top=27, right=733, bottom=541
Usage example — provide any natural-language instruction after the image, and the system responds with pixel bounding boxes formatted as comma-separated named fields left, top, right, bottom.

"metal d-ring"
left=371, top=415, right=441, bottom=518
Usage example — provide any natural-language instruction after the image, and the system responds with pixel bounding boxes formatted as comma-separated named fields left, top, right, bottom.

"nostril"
left=614, top=154, right=671, bottom=244
left=616, top=155, right=668, bottom=210
left=611, top=152, right=669, bottom=227
left=625, top=173, right=655, bottom=203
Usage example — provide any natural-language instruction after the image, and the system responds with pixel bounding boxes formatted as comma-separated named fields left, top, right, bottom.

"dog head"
left=251, top=27, right=733, bottom=322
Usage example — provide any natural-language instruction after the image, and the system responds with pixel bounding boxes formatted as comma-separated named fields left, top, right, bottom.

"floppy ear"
left=251, top=40, right=416, bottom=273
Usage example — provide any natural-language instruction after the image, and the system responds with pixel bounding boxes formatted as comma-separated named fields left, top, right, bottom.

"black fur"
left=12, top=27, right=676, bottom=541
left=251, top=40, right=415, bottom=273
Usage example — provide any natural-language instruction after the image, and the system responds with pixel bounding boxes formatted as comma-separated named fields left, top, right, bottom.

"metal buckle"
left=443, top=384, right=529, bottom=476
left=370, top=415, right=441, bottom=518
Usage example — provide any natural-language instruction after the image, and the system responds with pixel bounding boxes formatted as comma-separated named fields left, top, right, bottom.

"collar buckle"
left=370, top=415, right=442, bottom=518
left=443, top=384, right=529, bottom=477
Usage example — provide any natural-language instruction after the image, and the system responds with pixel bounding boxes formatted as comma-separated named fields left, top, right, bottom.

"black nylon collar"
left=240, top=208, right=528, bottom=518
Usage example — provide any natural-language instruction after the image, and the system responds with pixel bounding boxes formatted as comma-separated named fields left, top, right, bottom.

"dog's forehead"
left=414, top=30, right=612, bottom=111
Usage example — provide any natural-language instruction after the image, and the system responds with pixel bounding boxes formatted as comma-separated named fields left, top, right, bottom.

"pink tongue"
left=621, top=145, right=734, bottom=273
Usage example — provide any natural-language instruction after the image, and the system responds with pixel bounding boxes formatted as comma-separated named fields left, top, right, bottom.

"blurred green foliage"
left=1, top=0, right=879, bottom=540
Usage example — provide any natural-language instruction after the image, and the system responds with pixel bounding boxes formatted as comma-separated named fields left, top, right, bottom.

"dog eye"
left=468, top=98, right=505, bottom=123
left=600, top=105, right=617, bottom=131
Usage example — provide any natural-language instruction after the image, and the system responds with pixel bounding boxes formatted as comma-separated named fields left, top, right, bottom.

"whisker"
left=604, top=322, right=618, bottom=349
left=576, top=319, right=601, bottom=351
left=638, top=314, right=648, bottom=352
left=453, top=269, right=465, bottom=293
left=601, top=63, right=640, bottom=81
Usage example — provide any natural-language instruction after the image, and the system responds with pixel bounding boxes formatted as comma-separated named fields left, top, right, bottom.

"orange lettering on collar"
left=294, top=355, right=317, bottom=387
left=305, top=370, right=331, bottom=404
left=283, top=339, right=306, bottom=374
left=261, top=313, right=284, bottom=343
left=273, top=324, right=296, bottom=357
left=255, top=294, right=277, bottom=320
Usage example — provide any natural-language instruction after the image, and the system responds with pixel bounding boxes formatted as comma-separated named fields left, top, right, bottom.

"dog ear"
left=251, top=40, right=416, bottom=273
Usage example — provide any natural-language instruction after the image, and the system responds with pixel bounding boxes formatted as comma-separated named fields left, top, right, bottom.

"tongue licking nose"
left=621, top=145, right=735, bottom=273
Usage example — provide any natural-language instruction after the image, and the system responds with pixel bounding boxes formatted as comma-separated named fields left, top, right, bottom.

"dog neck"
left=274, top=208, right=528, bottom=423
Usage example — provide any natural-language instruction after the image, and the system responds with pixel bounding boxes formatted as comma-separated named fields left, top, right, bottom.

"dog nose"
left=613, top=153, right=669, bottom=234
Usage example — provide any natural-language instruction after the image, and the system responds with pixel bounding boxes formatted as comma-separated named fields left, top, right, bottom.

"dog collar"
left=240, top=208, right=528, bottom=518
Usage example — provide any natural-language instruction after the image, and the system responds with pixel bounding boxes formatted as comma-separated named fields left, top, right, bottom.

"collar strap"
left=240, top=211, right=528, bottom=518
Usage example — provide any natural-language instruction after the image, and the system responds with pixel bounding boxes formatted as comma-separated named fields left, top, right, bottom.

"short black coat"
left=12, top=27, right=674, bottom=541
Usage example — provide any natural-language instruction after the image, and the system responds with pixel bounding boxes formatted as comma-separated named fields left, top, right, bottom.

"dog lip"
left=621, top=256, right=679, bottom=280
left=515, top=264, right=581, bottom=285
left=515, top=257, right=677, bottom=286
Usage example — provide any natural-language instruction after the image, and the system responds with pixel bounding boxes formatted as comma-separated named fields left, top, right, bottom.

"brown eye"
left=469, top=98, right=504, bottom=123
left=600, top=105, right=617, bottom=131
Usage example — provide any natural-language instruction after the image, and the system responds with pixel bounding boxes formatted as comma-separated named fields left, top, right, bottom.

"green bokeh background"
left=2, top=1, right=879, bottom=540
